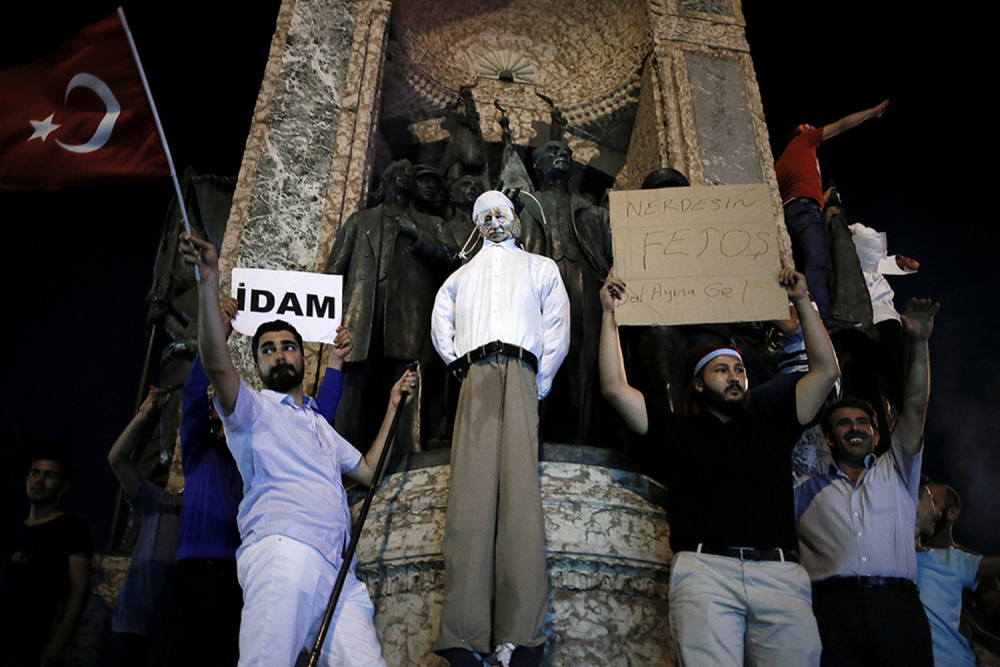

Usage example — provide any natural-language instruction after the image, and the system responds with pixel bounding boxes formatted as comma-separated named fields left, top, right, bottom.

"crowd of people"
left=1, top=102, right=996, bottom=667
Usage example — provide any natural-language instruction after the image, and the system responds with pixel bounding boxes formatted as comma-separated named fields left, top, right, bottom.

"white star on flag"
left=28, top=114, right=61, bottom=142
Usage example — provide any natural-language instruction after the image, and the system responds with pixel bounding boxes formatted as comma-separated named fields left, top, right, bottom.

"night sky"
left=2, top=2, right=996, bottom=554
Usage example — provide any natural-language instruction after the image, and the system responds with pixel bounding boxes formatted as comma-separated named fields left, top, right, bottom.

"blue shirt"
left=217, top=380, right=361, bottom=569
left=178, top=357, right=345, bottom=560
left=176, top=355, right=243, bottom=560
left=795, top=437, right=922, bottom=581
left=114, top=480, right=182, bottom=634
left=917, top=547, right=982, bottom=667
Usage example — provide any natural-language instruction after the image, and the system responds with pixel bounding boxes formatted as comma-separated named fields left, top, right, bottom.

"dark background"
left=1, top=2, right=995, bottom=554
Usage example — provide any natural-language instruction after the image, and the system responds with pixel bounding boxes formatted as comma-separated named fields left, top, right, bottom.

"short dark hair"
left=944, top=486, right=962, bottom=511
left=251, top=320, right=304, bottom=364
left=935, top=483, right=962, bottom=511
left=822, top=397, right=878, bottom=435
left=30, top=446, right=75, bottom=482
left=786, top=123, right=812, bottom=146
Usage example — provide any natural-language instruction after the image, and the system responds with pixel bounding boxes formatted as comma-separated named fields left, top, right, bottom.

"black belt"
left=695, top=544, right=797, bottom=563
left=446, top=341, right=538, bottom=379
left=782, top=196, right=820, bottom=208
left=812, top=575, right=918, bottom=592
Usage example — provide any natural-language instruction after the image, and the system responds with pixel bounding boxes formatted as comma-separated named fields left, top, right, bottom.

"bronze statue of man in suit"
left=520, top=141, right=613, bottom=447
left=324, top=159, right=450, bottom=450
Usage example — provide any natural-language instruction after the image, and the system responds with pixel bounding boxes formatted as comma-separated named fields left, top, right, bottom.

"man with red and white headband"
left=599, top=268, right=840, bottom=666
left=431, top=190, right=570, bottom=667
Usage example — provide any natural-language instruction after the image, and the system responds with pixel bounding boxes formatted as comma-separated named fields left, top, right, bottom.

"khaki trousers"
left=668, top=551, right=821, bottom=667
left=434, top=356, right=548, bottom=654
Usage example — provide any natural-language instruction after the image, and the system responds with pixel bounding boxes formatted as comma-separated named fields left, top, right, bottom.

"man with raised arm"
left=154, top=300, right=354, bottom=667
left=179, top=231, right=414, bottom=667
left=599, top=268, right=840, bottom=667
left=795, top=298, right=939, bottom=666
left=105, top=386, right=182, bottom=666
left=775, top=99, right=889, bottom=329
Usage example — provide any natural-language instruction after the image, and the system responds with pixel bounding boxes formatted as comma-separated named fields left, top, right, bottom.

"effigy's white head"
left=472, top=191, right=520, bottom=243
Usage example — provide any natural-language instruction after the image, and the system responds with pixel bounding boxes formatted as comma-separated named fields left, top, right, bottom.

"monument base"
left=353, top=444, right=675, bottom=666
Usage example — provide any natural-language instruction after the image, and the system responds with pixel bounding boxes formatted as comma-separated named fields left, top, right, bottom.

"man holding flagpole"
left=179, top=229, right=412, bottom=667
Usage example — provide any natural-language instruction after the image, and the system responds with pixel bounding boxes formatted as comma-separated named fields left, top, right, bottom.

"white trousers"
left=668, top=551, right=821, bottom=667
left=236, top=534, right=386, bottom=667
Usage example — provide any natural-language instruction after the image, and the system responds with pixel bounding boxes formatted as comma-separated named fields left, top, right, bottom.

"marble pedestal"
left=352, top=445, right=675, bottom=666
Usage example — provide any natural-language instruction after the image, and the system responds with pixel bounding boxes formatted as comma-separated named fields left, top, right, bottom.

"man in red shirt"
left=775, top=99, right=888, bottom=328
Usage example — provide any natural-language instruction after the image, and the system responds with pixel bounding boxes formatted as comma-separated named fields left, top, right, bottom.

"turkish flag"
left=0, top=9, right=170, bottom=190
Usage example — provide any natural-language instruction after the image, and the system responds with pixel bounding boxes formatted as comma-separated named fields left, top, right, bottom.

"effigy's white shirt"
left=431, top=237, right=570, bottom=399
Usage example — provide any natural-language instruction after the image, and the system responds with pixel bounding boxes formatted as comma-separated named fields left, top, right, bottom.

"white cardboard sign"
left=230, top=268, right=343, bottom=343
left=608, top=183, right=789, bottom=326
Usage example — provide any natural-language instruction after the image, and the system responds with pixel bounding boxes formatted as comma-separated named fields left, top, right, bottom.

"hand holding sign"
left=779, top=268, right=809, bottom=302
left=220, top=297, right=239, bottom=337
left=328, top=326, right=353, bottom=371
left=600, top=270, right=627, bottom=313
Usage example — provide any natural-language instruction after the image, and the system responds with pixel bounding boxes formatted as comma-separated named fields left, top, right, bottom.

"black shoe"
left=437, top=647, right=487, bottom=667
left=510, top=644, right=545, bottom=667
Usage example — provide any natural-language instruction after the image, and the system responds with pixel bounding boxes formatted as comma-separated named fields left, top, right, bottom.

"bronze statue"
left=536, top=92, right=568, bottom=143
left=147, top=169, right=236, bottom=473
left=495, top=100, right=533, bottom=194
left=324, top=159, right=450, bottom=451
left=439, top=85, right=488, bottom=188
left=413, top=164, right=447, bottom=217
left=439, top=174, right=485, bottom=267
left=520, top=141, right=612, bottom=446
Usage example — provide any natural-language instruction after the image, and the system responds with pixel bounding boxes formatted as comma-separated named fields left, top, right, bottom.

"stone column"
left=219, top=0, right=392, bottom=387
left=633, top=0, right=792, bottom=264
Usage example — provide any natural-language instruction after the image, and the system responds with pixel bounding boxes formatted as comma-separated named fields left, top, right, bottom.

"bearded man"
left=599, top=268, right=839, bottom=667
left=430, top=191, right=570, bottom=667
left=180, top=230, right=415, bottom=667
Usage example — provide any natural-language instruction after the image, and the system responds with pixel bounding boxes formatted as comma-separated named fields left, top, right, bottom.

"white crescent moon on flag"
left=55, top=73, right=121, bottom=154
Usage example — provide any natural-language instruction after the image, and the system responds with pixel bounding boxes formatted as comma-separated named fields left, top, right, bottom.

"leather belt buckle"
left=483, top=340, right=503, bottom=357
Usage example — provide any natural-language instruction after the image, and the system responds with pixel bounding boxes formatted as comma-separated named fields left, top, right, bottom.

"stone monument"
left=216, top=0, right=792, bottom=663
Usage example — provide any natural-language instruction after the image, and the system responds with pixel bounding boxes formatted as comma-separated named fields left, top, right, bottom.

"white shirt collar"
left=484, top=237, right=517, bottom=252
left=260, top=388, right=317, bottom=411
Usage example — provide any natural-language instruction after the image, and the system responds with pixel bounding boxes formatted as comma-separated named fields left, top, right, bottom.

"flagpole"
left=117, top=6, right=200, bottom=280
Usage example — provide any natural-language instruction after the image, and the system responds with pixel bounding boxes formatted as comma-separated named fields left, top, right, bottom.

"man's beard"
left=699, top=383, right=749, bottom=417
left=262, top=363, right=303, bottom=392
left=932, top=510, right=950, bottom=536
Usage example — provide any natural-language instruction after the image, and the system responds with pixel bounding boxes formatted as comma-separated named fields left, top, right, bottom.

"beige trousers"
left=668, top=551, right=821, bottom=667
left=433, top=356, right=548, bottom=654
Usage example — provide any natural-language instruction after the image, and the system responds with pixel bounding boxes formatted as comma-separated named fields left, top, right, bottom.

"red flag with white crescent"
left=0, top=9, right=170, bottom=190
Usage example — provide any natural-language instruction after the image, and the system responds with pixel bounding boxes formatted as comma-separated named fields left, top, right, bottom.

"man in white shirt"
left=794, top=297, right=939, bottom=666
left=430, top=190, right=570, bottom=667
left=179, top=230, right=414, bottom=667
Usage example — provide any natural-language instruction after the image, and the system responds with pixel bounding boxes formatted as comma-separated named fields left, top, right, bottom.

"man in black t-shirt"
left=598, top=268, right=839, bottom=667
left=0, top=448, right=92, bottom=667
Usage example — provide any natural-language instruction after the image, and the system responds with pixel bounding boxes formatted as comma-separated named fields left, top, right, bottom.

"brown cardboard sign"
left=609, top=184, right=788, bottom=326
